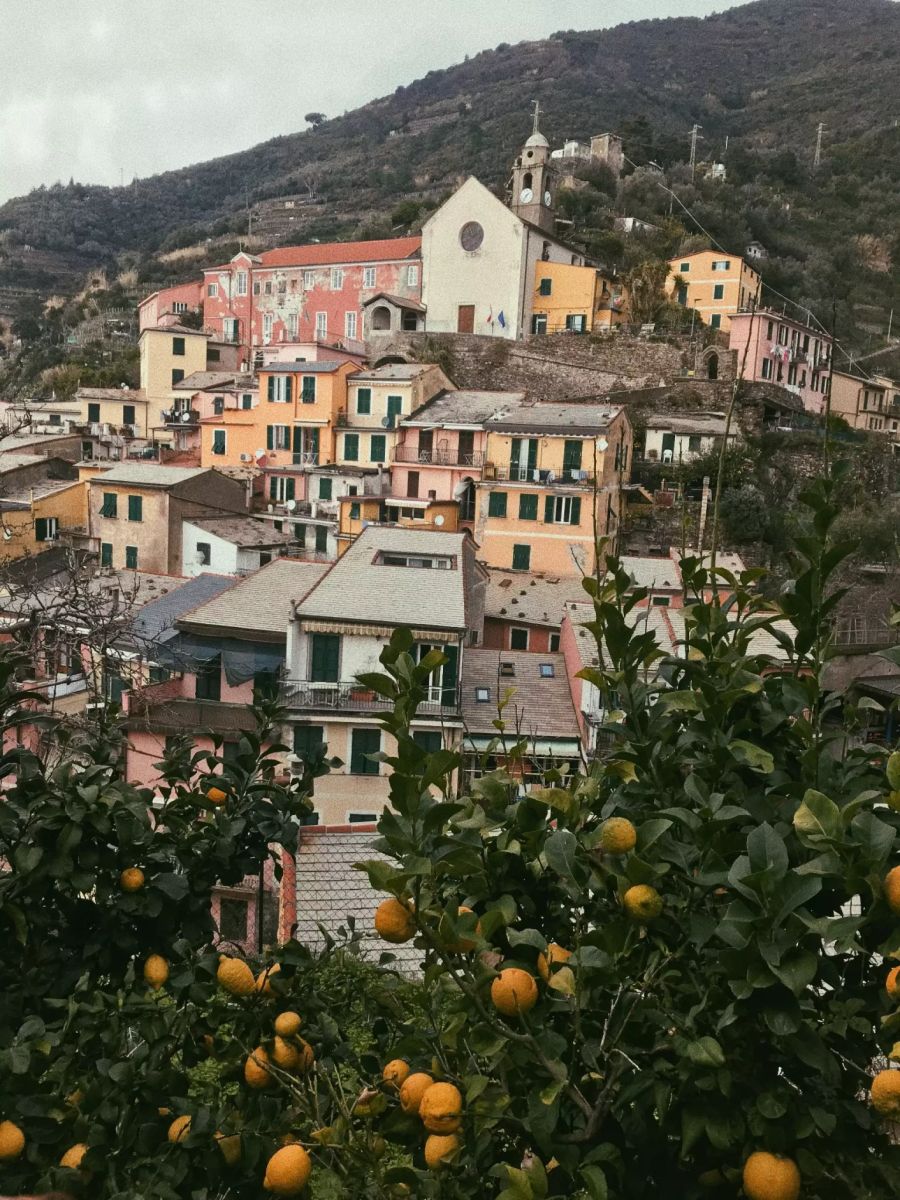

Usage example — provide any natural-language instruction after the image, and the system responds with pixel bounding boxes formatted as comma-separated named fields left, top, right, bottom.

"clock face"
left=544, top=190, right=552, bottom=206
left=459, top=221, right=484, bottom=252
left=519, top=187, right=534, bottom=204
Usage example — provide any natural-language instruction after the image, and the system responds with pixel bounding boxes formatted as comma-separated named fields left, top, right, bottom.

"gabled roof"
left=139, top=323, right=211, bottom=338
left=360, top=291, right=427, bottom=312
left=75, top=387, right=148, bottom=401
left=485, top=569, right=588, bottom=628
left=486, top=401, right=624, bottom=436
left=404, top=389, right=526, bottom=427
left=185, top=515, right=295, bottom=548
left=178, top=557, right=329, bottom=639
left=257, top=236, right=422, bottom=270
left=172, top=371, right=255, bottom=392
left=262, top=360, right=345, bottom=374
left=131, top=573, right=236, bottom=647
left=461, top=650, right=579, bottom=741
left=349, top=363, right=434, bottom=382
left=88, top=463, right=207, bottom=488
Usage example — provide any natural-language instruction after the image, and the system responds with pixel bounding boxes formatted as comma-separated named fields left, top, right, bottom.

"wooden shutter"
left=286, top=478, right=295, bottom=501
left=292, top=426, right=302, bottom=452
left=350, top=727, right=380, bottom=774
left=266, top=425, right=274, bottom=450
left=293, top=724, right=324, bottom=757
left=570, top=497, right=582, bottom=526
left=310, top=633, right=339, bottom=682
left=441, top=642, right=459, bottom=706
left=310, top=428, right=320, bottom=458
left=544, top=495, right=555, bottom=523
left=267, top=376, right=275, bottom=401
left=35, top=518, right=47, bottom=542
left=269, top=476, right=278, bottom=500
left=285, top=376, right=293, bottom=403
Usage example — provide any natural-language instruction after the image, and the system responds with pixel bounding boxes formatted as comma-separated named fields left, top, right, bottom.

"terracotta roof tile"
left=259, top=236, right=421, bottom=269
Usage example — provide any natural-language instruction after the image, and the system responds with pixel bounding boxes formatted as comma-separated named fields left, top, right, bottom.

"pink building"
left=729, top=310, right=833, bottom=414
left=199, top=237, right=422, bottom=357
left=138, top=281, right=204, bottom=332
left=167, top=371, right=258, bottom=454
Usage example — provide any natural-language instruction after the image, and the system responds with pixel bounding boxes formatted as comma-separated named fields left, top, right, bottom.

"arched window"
left=371, top=305, right=392, bottom=331
left=522, top=172, right=533, bottom=190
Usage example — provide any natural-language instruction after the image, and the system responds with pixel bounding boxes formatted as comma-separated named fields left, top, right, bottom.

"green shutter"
left=269, top=476, right=278, bottom=500
left=35, top=517, right=47, bottom=542
left=350, top=727, right=381, bottom=775
left=357, top=387, right=371, bottom=414
left=286, top=477, right=295, bottom=501
left=128, top=495, right=142, bottom=522
left=441, top=643, right=459, bottom=706
left=387, top=395, right=403, bottom=421
left=292, top=426, right=303, bottom=452
left=125, top=545, right=138, bottom=569
left=100, top=542, right=112, bottom=567
left=267, top=376, right=275, bottom=401
left=302, top=377, right=316, bottom=403
left=310, top=428, right=320, bottom=459
left=563, top=440, right=583, bottom=474
left=319, top=477, right=332, bottom=500
left=518, top=493, right=537, bottom=520
left=512, top=544, right=531, bottom=570
left=285, top=376, right=293, bottom=403
left=101, top=492, right=118, bottom=518
left=315, top=525, right=328, bottom=552
left=310, top=633, right=340, bottom=682
left=487, top=491, right=507, bottom=518
left=266, top=425, right=274, bottom=450
left=570, top=497, right=582, bottom=526
left=412, top=730, right=442, bottom=754
left=369, top=434, right=386, bottom=463
left=344, top=433, right=359, bottom=461
left=293, top=724, right=324, bottom=757
left=544, top=495, right=555, bottom=523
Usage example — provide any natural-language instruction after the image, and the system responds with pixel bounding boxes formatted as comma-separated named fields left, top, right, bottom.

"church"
left=420, top=110, right=589, bottom=340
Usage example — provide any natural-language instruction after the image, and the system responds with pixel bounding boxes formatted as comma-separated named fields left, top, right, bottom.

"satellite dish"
left=285, top=499, right=297, bottom=511
left=254, top=449, right=266, bottom=459
left=434, top=514, right=445, bottom=527
left=267, top=504, right=274, bottom=513
left=597, top=437, right=609, bottom=452
left=381, top=416, right=393, bottom=428
left=181, top=412, right=191, bottom=423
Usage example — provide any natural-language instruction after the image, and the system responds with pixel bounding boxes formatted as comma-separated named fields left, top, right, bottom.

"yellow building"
left=335, top=364, right=452, bottom=470
left=531, top=262, right=628, bottom=334
left=336, top=493, right=459, bottom=554
left=474, top=402, right=632, bottom=576
left=73, top=387, right=151, bottom=438
left=0, top=480, right=88, bottom=562
left=666, top=250, right=761, bottom=331
left=139, top=322, right=212, bottom=443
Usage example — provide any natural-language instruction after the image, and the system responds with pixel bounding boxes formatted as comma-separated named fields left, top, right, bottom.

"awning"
left=463, top=735, right=582, bottom=756
left=161, top=634, right=285, bottom=685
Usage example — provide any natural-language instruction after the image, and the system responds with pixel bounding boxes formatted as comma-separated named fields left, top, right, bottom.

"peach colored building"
left=667, top=250, right=761, bottom=332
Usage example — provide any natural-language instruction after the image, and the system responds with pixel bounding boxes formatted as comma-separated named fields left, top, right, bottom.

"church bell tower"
left=509, top=102, right=557, bottom=234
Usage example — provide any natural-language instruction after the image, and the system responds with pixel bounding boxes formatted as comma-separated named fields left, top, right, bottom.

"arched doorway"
left=371, top=305, right=392, bottom=331
left=707, top=353, right=719, bottom=380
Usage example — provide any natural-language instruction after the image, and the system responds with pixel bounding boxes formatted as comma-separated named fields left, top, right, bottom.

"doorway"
left=457, top=305, right=475, bottom=334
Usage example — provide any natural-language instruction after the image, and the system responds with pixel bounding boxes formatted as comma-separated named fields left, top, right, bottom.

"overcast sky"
left=0, top=0, right=750, bottom=203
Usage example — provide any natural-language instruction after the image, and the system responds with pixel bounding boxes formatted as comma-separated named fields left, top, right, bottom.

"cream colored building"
left=335, top=363, right=452, bottom=469
left=830, top=370, right=900, bottom=438
left=75, top=387, right=150, bottom=438
left=139, top=322, right=211, bottom=443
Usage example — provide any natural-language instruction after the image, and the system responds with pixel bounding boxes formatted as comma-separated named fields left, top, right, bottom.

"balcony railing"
left=393, top=446, right=485, bottom=467
left=162, top=409, right=199, bottom=426
left=282, top=679, right=460, bottom=716
left=486, top=464, right=596, bottom=486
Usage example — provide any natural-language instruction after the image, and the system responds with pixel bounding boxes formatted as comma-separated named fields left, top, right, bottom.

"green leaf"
left=154, top=873, right=189, bottom=900
left=770, top=949, right=817, bottom=995
left=793, top=790, right=841, bottom=844
left=507, top=927, right=548, bottom=952
left=544, top=829, right=579, bottom=878
left=730, top=739, right=774, bottom=774
left=850, top=811, right=895, bottom=863
left=686, top=1036, right=725, bottom=1068
left=746, top=823, right=788, bottom=878
left=636, top=818, right=672, bottom=851
left=580, top=1165, right=608, bottom=1200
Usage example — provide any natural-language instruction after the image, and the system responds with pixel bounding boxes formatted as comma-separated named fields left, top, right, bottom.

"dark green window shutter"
left=487, top=491, right=507, bottom=518
left=344, top=433, right=359, bottom=461
left=386, top=395, right=403, bottom=421
left=100, top=542, right=113, bottom=567
left=369, top=434, right=386, bottom=463
left=570, top=497, right=582, bottom=526
left=292, top=426, right=303, bottom=452
left=512, top=544, right=531, bottom=570
left=349, top=502, right=360, bottom=520
left=286, top=477, right=295, bottom=501
left=127, top=495, right=142, bottom=522
left=212, top=429, right=225, bottom=455
left=267, top=376, right=275, bottom=401
left=357, top=387, right=371, bottom=414
left=563, top=440, right=583, bottom=473
left=539, top=277, right=552, bottom=296
left=302, top=377, right=316, bottom=403
left=285, top=376, right=293, bottom=403
left=315, top=525, right=328, bottom=552
left=101, top=492, right=118, bottom=518
left=440, top=642, right=459, bottom=706
left=544, top=495, right=555, bottom=523
left=269, top=476, right=278, bottom=500
left=350, top=727, right=381, bottom=775
left=310, top=633, right=340, bottom=682
left=125, top=545, right=138, bottom=569
left=319, top=477, right=332, bottom=500
left=412, top=730, right=442, bottom=754
left=293, top=724, right=324, bottom=757
left=518, top=493, right=537, bottom=520
left=310, top=428, right=320, bottom=458
left=35, top=517, right=47, bottom=542
left=266, top=425, right=274, bottom=450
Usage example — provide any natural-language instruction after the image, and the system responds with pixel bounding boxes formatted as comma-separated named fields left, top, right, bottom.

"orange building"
left=666, top=250, right=761, bottom=331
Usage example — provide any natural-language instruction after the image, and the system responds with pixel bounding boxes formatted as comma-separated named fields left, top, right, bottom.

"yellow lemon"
left=60, top=1142, right=88, bottom=1169
left=537, top=942, right=572, bottom=982
left=143, top=954, right=169, bottom=989
left=885, top=866, right=900, bottom=915
left=217, top=956, right=256, bottom=996
left=623, top=884, right=663, bottom=922
left=207, top=784, right=228, bottom=804
left=263, top=1143, right=312, bottom=1194
left=244, top=1046, right=273, bottom=1089
left=256, top=963, right=281, bottom=994
left=871, top=1069, right=900, bottom=1118
left=742, top=1152, right=801, bottom=1200
left=168, top=1115, right=191, bottom=1143
left=374, top=896, right=416, bottom=943
left=419, top=1082, right=463, bottom=1134
left=382, top=1058, right=410, bottom=1090
left=424, top=1132, right=460, bottom=1169
left=599, top=817, right=637, bottom=854
left=399, top=1072, right=434, bottom=1115
left=490, top=967, right=538, bottom=1017
left=0, top=1120, right=25, bottom=1162
left=120, top=867, right=145, bottom=892
left=274, top=1010, right=303, bottom=1037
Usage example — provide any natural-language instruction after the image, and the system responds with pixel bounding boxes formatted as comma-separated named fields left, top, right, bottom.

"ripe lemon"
left=263, top=1143, right=312, bottom=1194
left=871, top=1068, right=900, bottom=1118
left=886, top=965, right=900, bottom=1001
left=207, top=785, right=228, bottom=804
left=447, top=906, right=477, bottom=952
left=491, top=967, right=538, bottom=1017
left=420, top=1082, right=463, bottom=1134
left=217, top=956, right=256, bottom=996
left=424, top=1132, right=460, bottom=1169
left=537, top=942, right=572, bottom=982
left=599, top=817, right=637, bottom=854
left=887, top=750, right=900, bottom=789
left=216, top=1132, right=241, bottom=1166
left=0, top=1120, right=25, bottom=1161
left=168, top=1115, right=191, bottom=1143
left=143, top=954, right=169, bottom=989
left=399, top=1072, right=434, bottom=1115
left=383, top=1058, right=410, bottom=1090
left=885, top=866, right=900, bottom=915
left=120, top=867, right=145, bottom=892
left=374, top=896, right=416, bottom=943
left=272, top=1036, right=302, bottom=1071
left=60, top=1142, right=88, bottom=1169
left=275, top=1011, right=303, bottom=1037
left=244, top=1046, right=273, bottom=1089
left=623, top=884, right=663, bottom=922
left=742, top=1152, right=801, bottom=1200
left=257, top=963, right=281, bottom=994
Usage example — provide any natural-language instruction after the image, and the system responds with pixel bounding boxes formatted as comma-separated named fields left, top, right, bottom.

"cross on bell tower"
left=509, top=102, right=557, bottom=234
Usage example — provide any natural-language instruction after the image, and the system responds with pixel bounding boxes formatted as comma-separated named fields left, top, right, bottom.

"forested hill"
left=0, top=0, right=898, bottom=352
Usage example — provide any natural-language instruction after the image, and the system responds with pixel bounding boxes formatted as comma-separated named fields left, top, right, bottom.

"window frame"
left=511, top=544, right=531, bottom=572
left=350, top=727, right=381, bottom=776
left=125, top=545, right=138, bottom=570
left=356, top=387, right=372, bottom=414
left=127, top=494, right=143, bottom=523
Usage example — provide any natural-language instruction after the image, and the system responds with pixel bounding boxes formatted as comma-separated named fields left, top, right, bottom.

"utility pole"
left=813, top=122, right=826, bottom=170
left=689, top=124, right=703, bottom=181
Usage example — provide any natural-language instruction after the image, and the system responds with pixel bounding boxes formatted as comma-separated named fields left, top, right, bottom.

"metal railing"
left=161, top=409, right=199, bottom=426
left=393, top=446, right=485, bottom=467
left=282, top=679, right=460, bottom=715
left=489, top=464, right=596, bottom=486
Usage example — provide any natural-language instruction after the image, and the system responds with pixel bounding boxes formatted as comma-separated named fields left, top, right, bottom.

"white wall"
left=643, top=430, right=722, bottom=463
left=290, top=629, right=386, bottom=682
left=181, top=521, right=239, bottom=576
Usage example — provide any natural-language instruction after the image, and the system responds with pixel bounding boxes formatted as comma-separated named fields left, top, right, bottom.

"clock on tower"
left=508, top=101, right=558, bottom=234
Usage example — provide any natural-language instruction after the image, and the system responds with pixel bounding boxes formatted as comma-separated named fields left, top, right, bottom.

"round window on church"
left=459, top=221, right=485, bottom=252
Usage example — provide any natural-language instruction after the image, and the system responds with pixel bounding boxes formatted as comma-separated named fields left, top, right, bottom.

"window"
left=331, top=268, right=344, bottom=290
left=651, top=595, right=671, bottom=607
left=539, top=277, right=552, bottom=296
left=87, top=402, right=101, bottom=423
left=267, top=375, right=293, bottom=403
left=349, top=502, right=360, bottom=520
left=488, top=491, right=507, bottom=518
left=413, top=730, right=442, bottom=754
left=263, top=313, right=273, bottom=343
left=125, top=545, right=138, bottom=570
left=242, top=393, right=253, bottom=410
left=407, top=264, right=419, bottom=287
left=315, top=312, right=327, bottom=339
left=562, top=440, right=583, bottom=477
left=301, top=376, right=316, bottom=404
left=679, top=262, right=690, bottom=272
left=127, top=495, right=143, bottom=522
left=287, top=312, right=299, bottom=339
left=172, top=368, right=185, bottom=386
left=196, top=656, right=221, bottom=701
left=343, top=433, right=359, bottom=461
left=386, top=395, right=403, bottom=425
left=532, top=314, right=548, bottom=334
left=172, top=336, right=185, bottom=357
left=207, top=282, right=218, bottom=298
left=549, top=633, right=560, bottom=652
left=212, top=429, right=226, bottom=456
left=711, top=260, right=731, bottom=271
left=512, top=544, right=531, bottom=572
left=369, top=434, right=386, bottom=463
left=100, top=542, right=112, bottom=567
left=236, top=271, right=248, bottom=296
left=688, top=435, right=701, bottom=453
left=213, top=396, right=225, bottom=415
left=34, top=517, right=58, bottom=542
left=510, top=627, right=529, bottom=650
left=304, top=270, right=315, bottom=289
left=253, top=281, right=261, bottom=296
left=267, top=425, right=291, bottom=451
left=475, top=685, right=492, bottom=704
left=149, top=663, right=170, bottom=685
left=565, top=314, right=586, bottom=333
left=761, top=359, right=773, bottom=381
left=196, top=541, right=211, bottom=565
left=294, top=724, right=324, bottom=758
left=100, top=492, right=118, bottom=518
left=345, top=311, right=358, bottom=339
left=460, top=221, right=485, bottom=251
left=222, top=317, right=239, bottom=343
left=710, top=314, right=722, bottom=330
left=269, top=475, right=296, bottom=503
left=264, top=281, right=273, bottom=295
left=349, top=811, right=378, bottom=824
left=713, top=284, right=725, bottom=300
left=539, top=662, right=555, bottom=677
left=219, top=896, right=249, bottom=942
left=363, top=266, right=376, bottom=288
left=318, top=477, right=333, bottom=500
left=356, top=387, right=371, bottom=414
left=315, top=525, right=328, bottom=553
left=544, top=495, right=582, bottom=525
left=123, top=404, right=135, bottom=425
left=766, top=319, right=774, bottom=338
left=350, top=728, right=381, bottom=775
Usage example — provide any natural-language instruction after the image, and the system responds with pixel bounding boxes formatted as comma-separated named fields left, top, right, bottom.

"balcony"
left=127, top=692, right=258, bottom=734
left=282, top=679, right=460, bottom=717
left=393, top=446, right=485, bottom=468
left=161, top=409, right=199, bottom=427
left=486, top=464, right=596, bottom=486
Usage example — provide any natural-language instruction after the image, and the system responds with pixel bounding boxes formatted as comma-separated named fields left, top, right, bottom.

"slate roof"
left=618, top=555, right=682, bottom=593
left=0, top=453, right=51, bottom=472
left=645, top=413, right=732, bottom=436
left=131, top=573, right=235, bottom=647
left=404, top=389, right=526, bottom=427
left=461, top=650, right=579, bottom=740
left=88, top=463, right=207, bottom=488
left=259, top=235, right=421, bottom=269
left=186, top=515, right=295, bottom=548
left=178, top=557, right=329, bottom=639
left=485, top=569, right=589, bottom=628
left=172, top=371, right=254, bottom=391
left=294, top=827, right=423, bottom=972
left=263, top=361, right=344, bottom=374
left=486, top=401, right=624, bottom=436
left=75, top=387, right=148, bottom=401
left=294, top=527, right=470, bottom=630
left=349, top=364, right=433, bottom=382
